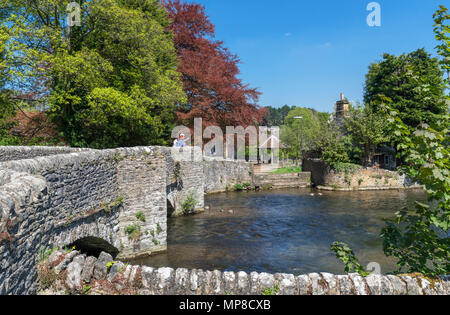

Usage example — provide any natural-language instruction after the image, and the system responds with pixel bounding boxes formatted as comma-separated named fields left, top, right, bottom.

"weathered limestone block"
left=296, top=275, right=311, bottom=295
left=211, top=270, right=223, bottom=295
left=432, top=279, right=446, bottom=295
left=107, top=262, right=125, bottom=282
left=418, top=277, right=437, bottom=295
left=54, top=251, right=79, bottom=274
left=127, top=265, right=139, bottom=285
left=386, top=275, right=407, bottom=295
left=365, top=274, right=394, bottom=295
left=93, top=252, right=113, bottom=280
left=321, top=273, right=339, bottom=295
left=193, top=270, right=209, bottom=295
left=66, top=255, right=86, bottom=290
left=399, top=275, right=423, bottom=295
left=236, top=271, right=250, bottom=295
left=223, top=271, right=236, bottom=294
left=308, top=273, right=328, bottom=295
left=140, top=266, right=155, bottom=292
left=258, top=272, right=275, bottom=294
left=248, top=272, right=260, bottom=295
left=337, top=275, right=354, bottom=295
left=155, top=267, right=175, bottom=295
left=173, top=268, right=189, bottom=295
left=189, top=269, right=200, bottom=293
left=46, top=250, right=66, bottom=268
left=275, top=273, right=297, bottom=295
left=81, top=256, right=97, bottom=283
left=201, top=271, right=215, bottom=295
left=349, top=273, right=369, bottom=295
left=441, top=276, right=450, bottom=294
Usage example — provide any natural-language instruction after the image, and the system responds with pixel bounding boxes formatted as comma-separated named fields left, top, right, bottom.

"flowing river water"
left=130, top=188, right=427, bottom=275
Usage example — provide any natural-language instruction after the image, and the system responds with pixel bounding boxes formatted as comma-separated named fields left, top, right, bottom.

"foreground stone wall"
left=303, top=159, right=420, bottom=191
left=203, top=159, right=254, bottom=194
left=41, top=250, right=450, bottom=295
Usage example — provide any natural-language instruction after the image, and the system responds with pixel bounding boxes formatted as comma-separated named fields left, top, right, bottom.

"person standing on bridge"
left=176, top=133, right=186, bottom=148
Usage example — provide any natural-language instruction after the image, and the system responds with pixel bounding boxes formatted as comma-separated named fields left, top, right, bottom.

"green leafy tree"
left=3, top=0, right=186, bottom=148
left=364, top=48, right=446, bottom=130
left=0, top=15, right=17, bottom=145
left=263, top=105, right=295, bottom=127
left=434, top=5, right=450, bottom=87
left=316, top=125, right=353, bottom=167
left=280, top=107, right=323, bottom=163
left=344, top=104, right=391, bottom=166
left=378, top=7, right=450, bottom=276
left=380, top=105, right=449, bottom=276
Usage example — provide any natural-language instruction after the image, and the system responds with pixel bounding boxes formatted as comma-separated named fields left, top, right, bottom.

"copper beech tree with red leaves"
left=163, top=0, right=267, bottom=129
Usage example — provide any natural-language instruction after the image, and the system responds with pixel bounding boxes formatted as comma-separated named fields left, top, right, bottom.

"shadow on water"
left=129, top=188, right=427, bottom=275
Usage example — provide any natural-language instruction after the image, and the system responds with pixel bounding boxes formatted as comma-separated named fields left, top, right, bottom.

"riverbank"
left=303, top=159, right=423, bottom=191
left=317, top=185, right=424, bottom=191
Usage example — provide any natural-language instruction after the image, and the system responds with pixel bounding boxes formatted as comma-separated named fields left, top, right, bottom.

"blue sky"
left=190, top=0, right=445, bottom=113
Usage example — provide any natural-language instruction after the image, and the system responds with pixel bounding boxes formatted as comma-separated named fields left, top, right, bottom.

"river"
left=130, top=188, right=427, bottom=275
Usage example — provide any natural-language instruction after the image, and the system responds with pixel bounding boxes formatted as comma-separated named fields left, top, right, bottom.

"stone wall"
left=203, top=159, right=254, bottom=194
left=253, top=172, right=311, bottom=190
left=0, top=147, right=169, bottom=294
left=41, top=250, right=450, bottom=295
left=116, top=148, right=168, bottom=259
left=163, top=148, right=205, bottom=217
left=303, top=159, right=420, bottom=191
left=0, top=146, right=89, bottom=162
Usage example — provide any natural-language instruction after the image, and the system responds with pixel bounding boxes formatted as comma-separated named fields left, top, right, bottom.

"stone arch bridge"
left=0, top=146, right=253, bottom=294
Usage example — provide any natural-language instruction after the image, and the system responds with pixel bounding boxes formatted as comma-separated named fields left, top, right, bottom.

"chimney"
left=340, top=93, right=345, bottom=101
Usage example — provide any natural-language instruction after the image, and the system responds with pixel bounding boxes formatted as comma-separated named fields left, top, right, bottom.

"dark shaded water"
left=131, top=188, right=426, bottom=275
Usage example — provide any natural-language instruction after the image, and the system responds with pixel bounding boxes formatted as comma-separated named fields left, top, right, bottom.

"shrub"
left=331, top=242, right=370, bottom=276
left=37, top=264, right=58, bottom=290
left=181, top=194, right=198, bottom=215
left=330, top=162, right=362, bottom=175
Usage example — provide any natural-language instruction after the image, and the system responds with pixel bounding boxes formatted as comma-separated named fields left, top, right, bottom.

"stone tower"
left=334, top=93, right=350, bottom=129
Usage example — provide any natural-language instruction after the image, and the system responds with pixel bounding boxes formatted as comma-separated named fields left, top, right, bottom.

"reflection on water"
left=130, top=188, right=426, bottom=275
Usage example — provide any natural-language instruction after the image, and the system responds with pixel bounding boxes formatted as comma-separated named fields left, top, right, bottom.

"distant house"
left=370, top=146, right=397, bottom=170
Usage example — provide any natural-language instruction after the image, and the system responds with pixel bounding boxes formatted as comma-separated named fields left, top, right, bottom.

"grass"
left=270, top=166, right=302, bottom=174
left=125, top=224, right=141, bottom=241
